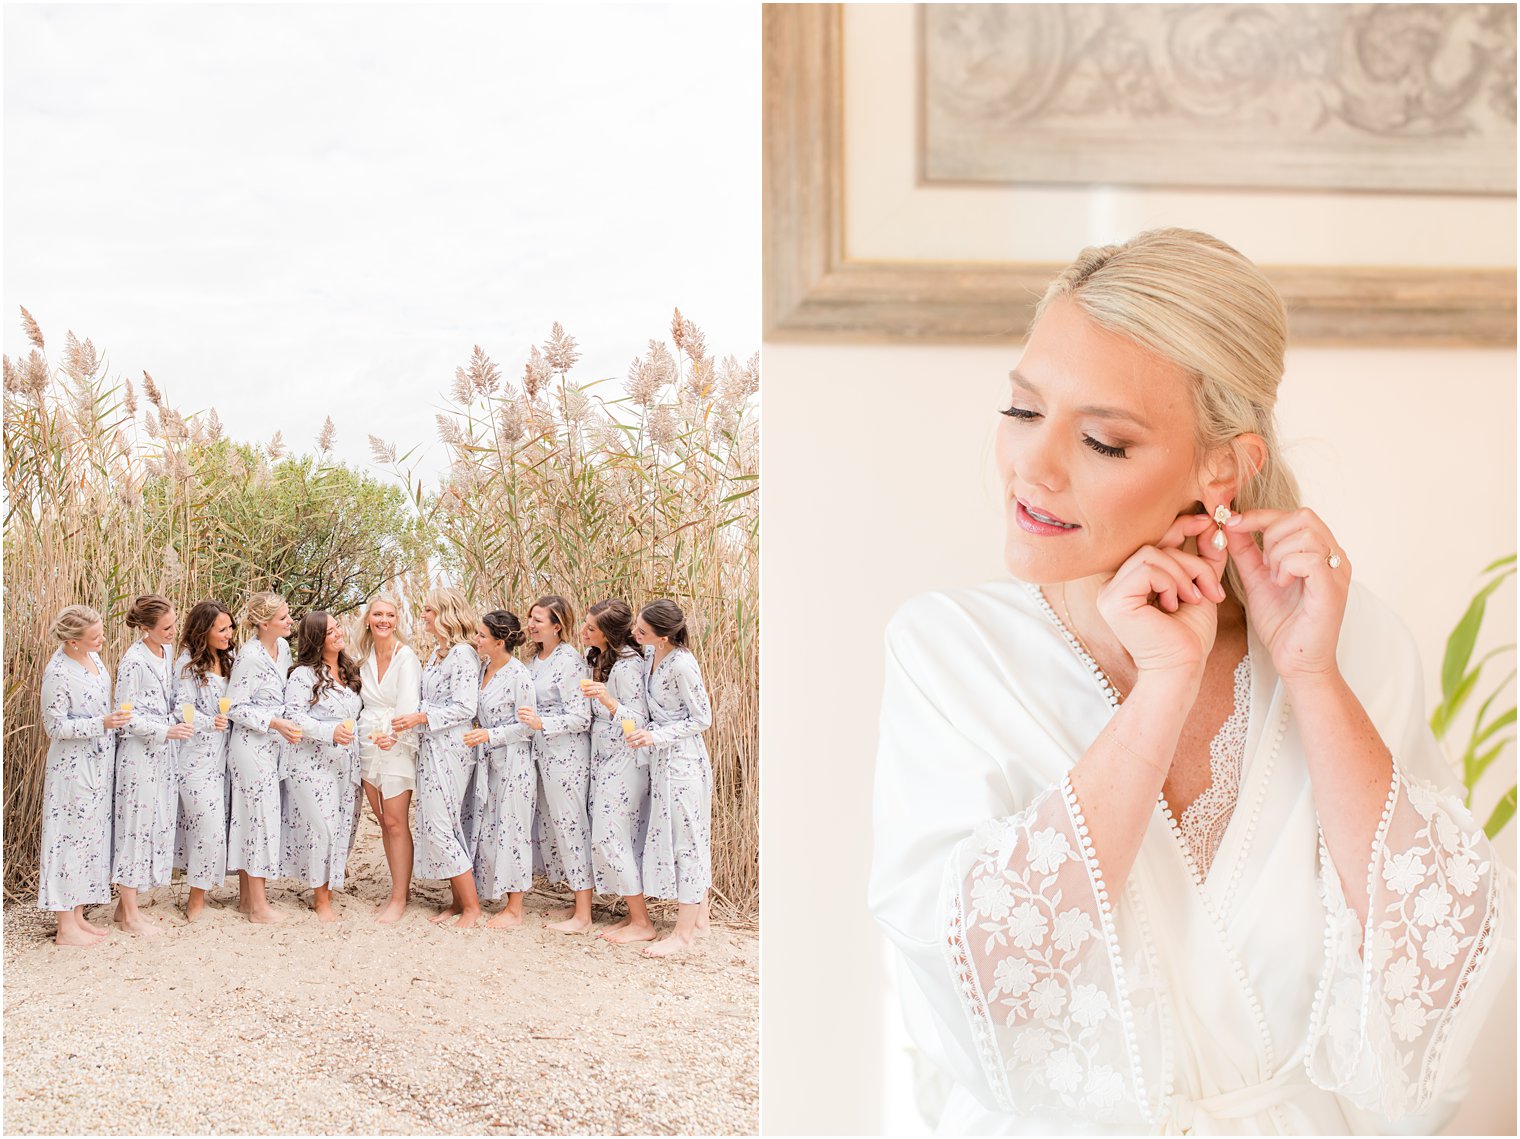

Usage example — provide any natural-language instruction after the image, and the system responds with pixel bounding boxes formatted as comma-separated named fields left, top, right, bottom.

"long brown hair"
left=290, top=610, right=361, bottom=706
left=178, top=600, right=235, bottom=686
left=586, top=599, right=639, bottom=684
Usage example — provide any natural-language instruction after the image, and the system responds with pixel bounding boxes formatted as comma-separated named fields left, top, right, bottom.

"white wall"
left=759, top=340, right=1517, bottom=1135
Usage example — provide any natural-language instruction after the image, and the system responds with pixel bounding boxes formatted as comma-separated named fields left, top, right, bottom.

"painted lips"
left=1015, top=499, right=1080, bottom=535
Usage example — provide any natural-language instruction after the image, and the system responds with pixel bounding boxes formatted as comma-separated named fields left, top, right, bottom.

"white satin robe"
left=358, top=644, right=422, bottom=801
left=870, top=580, right=1514, bottom=1135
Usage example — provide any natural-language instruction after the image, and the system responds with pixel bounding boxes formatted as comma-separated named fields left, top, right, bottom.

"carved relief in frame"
left=922, top=4, right=1517, bottom=193
left=762, top=4, right=1516, bottom=347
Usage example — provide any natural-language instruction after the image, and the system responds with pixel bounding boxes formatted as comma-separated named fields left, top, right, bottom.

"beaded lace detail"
left=1177, top=654, right=1252, bottom=878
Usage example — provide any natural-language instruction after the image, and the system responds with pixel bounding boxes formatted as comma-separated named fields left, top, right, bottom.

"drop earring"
left=1211, top=504, right=1231, bottom=550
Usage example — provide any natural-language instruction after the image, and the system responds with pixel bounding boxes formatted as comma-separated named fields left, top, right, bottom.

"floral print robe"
left=589, top=651, right=651, bottom=896
left=528, top=642, right=593, bottom=891
left=470, top=656, right=537, bottom=900
left=225, top=637, right=291, bottom=878
left=412, top=642, right=480, bottom=881
left=111, top=639, right=180, bottom=890
left=171, top=651, right=231, bottom=890
left=37, top=648, right=115, bottom=910
left=280, top=666, right=363, bottom=890
left=639, top=646, right=713, bottom=904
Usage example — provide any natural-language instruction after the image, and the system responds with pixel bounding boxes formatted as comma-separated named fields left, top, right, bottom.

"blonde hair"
left=1034, top=228, right=1301, bottom=598
left=242, top=591, right=287, bottom=642
left=51, top=604, right=103, bottom=643
left=355, top=592, right=411, bottom=661
left=424, top=587, right=477, bottom=653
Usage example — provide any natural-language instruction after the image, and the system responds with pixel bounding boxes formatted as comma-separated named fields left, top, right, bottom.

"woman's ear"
left=1199, top=433, right=1267, bottom=508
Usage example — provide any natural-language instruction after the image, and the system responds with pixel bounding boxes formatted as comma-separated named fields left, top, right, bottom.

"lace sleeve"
left=1306, top=760, right=1507, bottom=1120
left=945, top=775, right=1151, bottom=1123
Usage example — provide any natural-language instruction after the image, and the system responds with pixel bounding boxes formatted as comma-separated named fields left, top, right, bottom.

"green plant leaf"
left=1485, top=787, right=1517, bottom=839
left=1441, top=571, right=1512, bottom=701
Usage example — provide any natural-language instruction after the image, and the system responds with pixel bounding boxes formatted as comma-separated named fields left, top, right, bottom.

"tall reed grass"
left=3, top=309, right=759, bottom=921
left=375, top=312, right=759, bottom=919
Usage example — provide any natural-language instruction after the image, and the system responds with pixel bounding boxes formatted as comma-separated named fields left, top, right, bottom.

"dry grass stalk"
left=374, top=312, right=759, bottom=920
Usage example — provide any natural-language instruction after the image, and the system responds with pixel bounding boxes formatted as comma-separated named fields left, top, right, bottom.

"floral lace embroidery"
left=1306, top=761, right=1500, bottom=1119
left=1177, top=655, right=1252, bottom=877
left=944, top=778, right=1153, bottom=1123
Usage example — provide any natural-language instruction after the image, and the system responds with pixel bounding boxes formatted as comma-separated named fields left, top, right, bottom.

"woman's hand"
left=333, top=723, right=355, bottom=747
left=626, top=729, right=655, bottom=749
left=103, top=709, right=132, bottom=730
left=214, top=714, right=229, bottom=732
left=463, top=727, right=490, bottom=748
left=166, top=721, right=195, bottom=741
left=581, top=680, right=608, bottom=703
left=389, top=712, right=427, bottom=732
left=1096, top=512, right=1229, bottom=684
left=272, top=718, right=304, bottom=744
left=517, top=707, right=543, bottom=732
left=1225, top=507, right=1350, bottom=683
left=373, top=732, right=397, bottom=751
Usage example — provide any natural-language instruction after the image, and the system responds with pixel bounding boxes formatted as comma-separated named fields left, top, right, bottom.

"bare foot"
left=643, top=930, right=697, bottom=958
left=429, top=904, right=462, bottom=925
left=185, top=898, right=208, bottom=923
left=55, top=926, right=104, bottom=947
left=545, top=905, right=575, bottom=922
left=374, top=898, right=408, bottom=924
left=601, top=922, right=658, bottom=944
left=238, top=896, right=253, bottom=914
left=486, top=909, right=523, bottom=929
left=452, top=908, right=482, bottom=929
left=246, top=905, right=285, bottom=925
left=81, top=913, right=111, bottom=935
left=547, top=914, right=594, bottom=934
left=113, top=914, right=161, bottom=937
left=314, top=902, right=339, bottom=924
left=601, top=917, right=632, bottom=934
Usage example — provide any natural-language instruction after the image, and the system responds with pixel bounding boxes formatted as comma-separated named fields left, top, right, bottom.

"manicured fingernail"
left=1191, top=585, right=1202, bottom=601
left=1226, top=515, right=1241, bottom=526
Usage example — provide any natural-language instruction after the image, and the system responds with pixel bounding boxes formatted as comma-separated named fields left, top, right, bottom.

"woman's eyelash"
left=1083, top=436, right=1127, bottom=459
left=1001, top=405, right=1129, bottom=459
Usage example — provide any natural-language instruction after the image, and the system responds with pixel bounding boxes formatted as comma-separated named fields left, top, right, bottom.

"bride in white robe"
left=869, top=229, right=1513, bottom=1135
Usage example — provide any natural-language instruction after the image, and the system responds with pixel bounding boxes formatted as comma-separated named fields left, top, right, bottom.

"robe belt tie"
left=1160, top=1061, right=1309, bottom=1135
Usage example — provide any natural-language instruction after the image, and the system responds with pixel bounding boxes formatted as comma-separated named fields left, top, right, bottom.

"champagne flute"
left=181, top=703, right=195, bottom=726
left=621, top=718, right=636, bottom=738
left=342, top=718, right=356, bottom=745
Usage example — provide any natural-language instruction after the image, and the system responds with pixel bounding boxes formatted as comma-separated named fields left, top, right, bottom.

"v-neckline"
left=1029, top=583, right=1269, bottom=896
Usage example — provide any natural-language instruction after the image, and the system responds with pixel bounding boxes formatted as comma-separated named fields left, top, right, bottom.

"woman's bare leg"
left=365, top=783, right=413, bottom=923
left=77, top=904, right=110, bottom=935
left=547, top=888, right=594, bottom=933
left=448, top=872, right=481, bottom=928
left=55, top=907, right=107, bottom=946
left=644, top=896, right=703, bottom=958
left=112, top=885, right=159, bottom=936
left=486, top=890, right=524, bottom=929
left=185, top=886, right=210, bottom=922
left=312, top=883, right=338, bottom=923
left=601, top=893, right=656, bottom=944
left=241, top=875, right=283, bottom=924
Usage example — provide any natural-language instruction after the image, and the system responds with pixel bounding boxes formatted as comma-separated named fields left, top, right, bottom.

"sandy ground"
left=2, top=812, right=758, bottom=1135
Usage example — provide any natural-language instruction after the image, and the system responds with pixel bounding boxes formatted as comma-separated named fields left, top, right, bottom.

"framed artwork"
left=764, top=4, right=1517, bottom=346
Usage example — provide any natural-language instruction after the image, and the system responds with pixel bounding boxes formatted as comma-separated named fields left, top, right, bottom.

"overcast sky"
left=4, top=3, right=759, bottom=483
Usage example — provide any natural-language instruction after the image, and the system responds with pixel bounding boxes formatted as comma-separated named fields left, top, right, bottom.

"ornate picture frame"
left=763, top=4, right=1516, bottom=346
